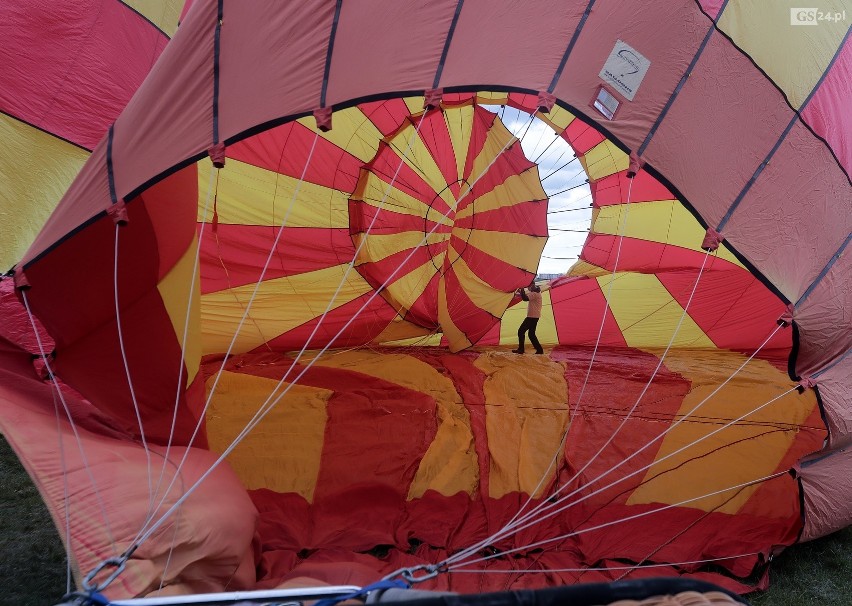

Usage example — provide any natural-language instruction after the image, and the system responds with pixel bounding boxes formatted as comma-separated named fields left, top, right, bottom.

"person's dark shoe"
left=512, top=349, right=524, bottom=354
left=534, top=349, right=544, bottom=355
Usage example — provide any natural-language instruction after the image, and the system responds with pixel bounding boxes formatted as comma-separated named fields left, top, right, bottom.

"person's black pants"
left=517, top=317, right=542, bottom=353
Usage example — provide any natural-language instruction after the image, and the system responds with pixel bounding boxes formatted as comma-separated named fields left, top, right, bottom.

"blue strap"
left=314, top=579, right=410, bottom=606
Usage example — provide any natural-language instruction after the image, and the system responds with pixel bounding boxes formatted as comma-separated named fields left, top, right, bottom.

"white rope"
left=114, top=224, right=155, bottom=513
left=21, top=290, right=119, bottom=555
left=51, top=387, right=73, bottom=594
left=449, top=552, right=760, bottom=574
left=133, top=110, right=532, bottom=551
left=446, top=470, right=787, bottom=570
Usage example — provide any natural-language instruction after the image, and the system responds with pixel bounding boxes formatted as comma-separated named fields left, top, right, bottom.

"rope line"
left=52, top=387, right=73, bottom=594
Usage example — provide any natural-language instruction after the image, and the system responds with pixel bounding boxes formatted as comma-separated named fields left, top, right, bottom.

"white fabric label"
left=599, top=40, right=650, bottom=101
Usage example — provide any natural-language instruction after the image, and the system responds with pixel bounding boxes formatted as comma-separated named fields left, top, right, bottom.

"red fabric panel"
left=359, top=245, right=434, bottom=291
left=405, top=273, right=441, bottom=327
left=22, top=204, right=200, bottom=446
left=563, top=117, right=606, bottom=155
left=138, top=166, right=198, bottom=280
left=418, top=109, right=464, bottom=199
left=581, top=234, right=739, bottom=274
left=455, top=239, right=536, bottom=292
left=460, top=147, right=536, bottom=215
left=368, top=142, right=453, bottom=216
left=443, top=267, right=500, bottom=342
left=359, top=98, right=419, bottom=136
left=550, top=278, right=628, bottom=346
left=258, top=292, right=399, bottom=352
left=200, top=225, right=353, bottom=294
left=656, top=269, right=791, bottom=352
left=590, top=170, right=675, bottom=207
left=348, top=199, right=445, bottom=236
left=801, top=42, right=851, bottom=175
left=455, top=200, right=548, bottom=235
left=227, top=121, right=361, bottom=192
left=0, top=1, right=169, bottom=148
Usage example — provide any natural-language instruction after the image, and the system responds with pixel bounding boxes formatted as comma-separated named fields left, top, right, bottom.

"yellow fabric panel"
left=569, top=259, right=610, bottom=278
left=498, top=293, right=559, bottom=347
left=309, top=351, right=478, bottom=498
left=372, top=317, right=436, bottom=345
left=197, top=159, right=348, bottom=228
left=351, top=171, right=451, bottom=224
left=157, top=235, right=202, bottom=385
left=0, top=115, right=89, bottom=270
left=456, top=228, right=547, bottom=272
left=297, top=106, right=382, bottom=163
left=718, top=0, right=848, bottom=109
left=383, top=257, right=440, bottom=313
left=445, top=104, right=475, bottom=182
left=404, top=97, right=425, bottom=115
left=439, top=274, right=473, bottom=352
left=205, top=370, right=328, bottom=499
left=200, top=264, right=372, bottom=354
left=593, top=201, right=745, bottom=268
left=394, top=120, right=457, bottom=211
left=535, top=105, right=577, bottom=133
left=581, top=140, right=629, bottom=182
left=474, top=91, right=511, bottom=103
left=456, top=173, right=547, bottom=219
left=355, top=231, right=448, bottom=264
left=121, top=0, right=183, bottom=36
left=600, top=272, right=716, bottom=348
left=474, top=352, right=570, bottom=498
left=627, top=349, right=818, bottom=513
left=447, top=256, right=514, bottom=317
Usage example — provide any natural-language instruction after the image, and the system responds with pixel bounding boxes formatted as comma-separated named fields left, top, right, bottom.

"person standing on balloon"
left=513, top=280, right=551, bottom=355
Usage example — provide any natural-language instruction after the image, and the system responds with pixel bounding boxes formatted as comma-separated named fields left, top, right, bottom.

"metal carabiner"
left=82, top=556, right=128, bottom=593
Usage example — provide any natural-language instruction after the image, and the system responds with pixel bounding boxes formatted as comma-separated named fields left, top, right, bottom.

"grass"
left=2, top=434, right=851, bottom=606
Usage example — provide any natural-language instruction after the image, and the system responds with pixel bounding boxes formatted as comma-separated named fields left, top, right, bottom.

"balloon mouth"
left=424, top=178, right=474, bottom=276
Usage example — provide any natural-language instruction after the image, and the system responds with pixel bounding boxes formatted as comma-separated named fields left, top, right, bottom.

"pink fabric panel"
left=794, top=249, right=851, bottom=378
left=324, top=0, right=452, bottom=106
left=697, top=0, right=726, bottom=20
left=722, top=120, right=852, bottom=303
left=437, top=0, right=577, bottom=94
left=810, top=354, right=852, bottom=450
left=800, top=441, right=852, bottom=541
left=551, top=0, right=709, bottom=152
left=219, top=1, right=328, bottom=139
left=23, top=142, right=111, bottom=265
left=800, top=40, right=852, bottom=175
left=641, top=32, right=794, bottom=229
left=110, top=0, right=219, bottom=203
left=0, top=1, right=168, bottom=149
